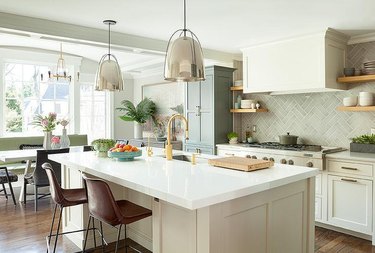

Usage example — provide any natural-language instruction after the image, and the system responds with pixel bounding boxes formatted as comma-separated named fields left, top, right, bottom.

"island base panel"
left=153, top=178, right=315, bottom=253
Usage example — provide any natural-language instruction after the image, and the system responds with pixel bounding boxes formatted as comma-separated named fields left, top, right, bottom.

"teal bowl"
left=108, top=150, right=142, bottom=161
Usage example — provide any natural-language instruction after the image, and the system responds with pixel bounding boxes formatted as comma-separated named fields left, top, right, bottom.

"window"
left=80, top=82, right=108, bottom=142
left=3, top=63, right=70, bottom=136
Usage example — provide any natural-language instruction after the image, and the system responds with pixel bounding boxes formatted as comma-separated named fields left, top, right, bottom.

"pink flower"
left=48, top=112, right=57, bottom=120
left=41, top=119, right=49, bottom=127
left=51, top=136, right=60, bottom=144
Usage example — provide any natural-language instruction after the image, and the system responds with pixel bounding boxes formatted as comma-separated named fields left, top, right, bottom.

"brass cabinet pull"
left=225, top=153, right=235, bottom=156
left=341, top=166, right=358, bottom=171
left=341, top=178, right=357, bottom=183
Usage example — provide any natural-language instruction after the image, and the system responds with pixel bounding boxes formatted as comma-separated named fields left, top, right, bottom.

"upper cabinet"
left=242, top=28, right=349, bottom=94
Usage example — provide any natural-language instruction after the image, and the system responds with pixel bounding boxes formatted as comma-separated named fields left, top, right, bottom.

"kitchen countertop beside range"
left=326, top=150, right=375, bottom=163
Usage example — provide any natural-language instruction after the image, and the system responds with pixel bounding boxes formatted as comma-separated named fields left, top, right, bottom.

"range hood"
left=241, top=28, right=350, bottom=95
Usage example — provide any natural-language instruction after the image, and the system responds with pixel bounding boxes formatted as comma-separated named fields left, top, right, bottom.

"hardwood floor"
left=1, top=187, right=375, bottom=253
left=0, top=187, right=151, bottom=253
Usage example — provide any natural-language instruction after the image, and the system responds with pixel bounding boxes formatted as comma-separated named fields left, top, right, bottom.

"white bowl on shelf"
left=343, top=96, right=357, bottom=107
left=234, top=80, right=243, bottom=86
left=359, top=92, right=373, bottom=98
left=241, top=99, right=255, bottom=109
left=359, top=97, right=374, bottom=106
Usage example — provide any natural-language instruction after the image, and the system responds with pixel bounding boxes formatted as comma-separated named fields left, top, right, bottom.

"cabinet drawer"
left=327, top=160, right=373, bottom=177
left=217, top=149, right=245, bottom=157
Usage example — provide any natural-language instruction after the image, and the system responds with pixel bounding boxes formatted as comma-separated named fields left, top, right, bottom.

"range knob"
left=262, top=157, right=269, bottom=161
left=288, top=160, right=294, bottom=165
left=306, top=162, right=313, bottom=167
left=269, top=157, right=275, bottom=162
left=280, top=159, right=287, bottom=164
left=251, top=155, right=257, bottom=159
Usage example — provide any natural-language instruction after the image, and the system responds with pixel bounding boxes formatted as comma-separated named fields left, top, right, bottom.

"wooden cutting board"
left=208, top=156, right=274, bottom=172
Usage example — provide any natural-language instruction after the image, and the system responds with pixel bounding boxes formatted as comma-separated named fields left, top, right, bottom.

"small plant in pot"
left=350, top=134, right=375, bottom=153
left=227, top=132, right=239, bottom=144
left=116, top=97, right=156, bottom=139
left=91, top=139, right=116, bottom=157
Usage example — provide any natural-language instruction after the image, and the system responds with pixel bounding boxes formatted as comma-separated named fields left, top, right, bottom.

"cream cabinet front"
left=327, top=175, right=373, bottom=235
left=152, top=179, right=315, bottom=253
left=241, top=28, right=348, bottom=94
left=216, top=146, right=247, bottom=157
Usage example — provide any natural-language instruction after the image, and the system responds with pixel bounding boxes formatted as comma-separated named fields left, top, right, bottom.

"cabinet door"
left=327, top=175, right=372, bottom=234
left=199, top=74, right=213, bottom=145
left=186, top=81, right=201, bottom=144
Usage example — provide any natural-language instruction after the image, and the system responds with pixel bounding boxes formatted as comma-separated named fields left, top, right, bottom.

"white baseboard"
left=128, top=226, right=153, bottom=251
left=316, top=222, right=372, bottom=241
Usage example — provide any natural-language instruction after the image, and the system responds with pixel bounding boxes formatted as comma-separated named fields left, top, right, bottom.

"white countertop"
left=326, top=150, right=375, bottom=163
left=50, top=148, right=318, bottom=210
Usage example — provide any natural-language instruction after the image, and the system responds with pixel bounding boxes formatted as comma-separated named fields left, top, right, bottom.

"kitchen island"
left=50, top=148, right=318, bottom=253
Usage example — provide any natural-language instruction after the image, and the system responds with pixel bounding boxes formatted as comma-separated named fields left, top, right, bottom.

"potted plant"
left=116, top=97, right=156, bottom=138
left=91, top=139, right=116, bottom=157
left=350, top=134, right=375, bottom=153
left=227, top=132, right=239, bottom=144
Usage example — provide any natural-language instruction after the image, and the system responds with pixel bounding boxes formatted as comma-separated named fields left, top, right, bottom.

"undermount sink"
left=158, top=154, right=207, bottom=163
left=172, top=155, right=194, bottom=162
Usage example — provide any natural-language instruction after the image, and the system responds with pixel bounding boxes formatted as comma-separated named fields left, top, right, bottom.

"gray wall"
left=238, top=41, right=375, bottom=148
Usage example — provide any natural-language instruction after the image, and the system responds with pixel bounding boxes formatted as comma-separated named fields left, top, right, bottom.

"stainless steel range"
left=241, top=142, right=343, bottom=170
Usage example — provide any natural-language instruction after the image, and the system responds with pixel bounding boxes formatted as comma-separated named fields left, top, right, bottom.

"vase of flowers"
left=31, top=112, right=59, bottom=150
left=51, top=136, right=61, bottom=149
left=59, top=119, right=70, bottom=148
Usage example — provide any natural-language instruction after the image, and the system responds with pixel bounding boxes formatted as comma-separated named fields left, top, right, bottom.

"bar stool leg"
left=2, top=183, right=8, bottom=199
left=7, top=180, right=16, bottom=205
left=53, top=206, right=63, bottom=253
left=124, top=225, right=128, bottom=253
left=115, top=224, right=123, bottom=253
left=92, top=218, right=97, bottom=248
left=83, top=216, right=92, bottom=253
left=23, top=180, right=27, bottom=204
left=46, top=204, right=58, bottom=253
left=100, top=221, right=105, bottom=253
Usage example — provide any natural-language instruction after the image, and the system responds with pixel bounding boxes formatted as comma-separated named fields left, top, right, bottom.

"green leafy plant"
left=91, top=139, right=116, bottom=152
left=351, top=134, right=375, bottom=144
left=227, top=132, right=238, bottom=140
left=116, top=98, right=156, bottom=124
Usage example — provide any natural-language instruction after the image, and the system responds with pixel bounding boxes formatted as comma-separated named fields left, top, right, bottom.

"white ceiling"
left=0, top=0, right=375, bottom=74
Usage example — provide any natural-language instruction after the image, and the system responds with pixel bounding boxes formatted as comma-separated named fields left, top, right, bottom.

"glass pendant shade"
left=164, top=0, right=205, bottom=82
left=95, top=54, right=123, bottom=91
left=164, top=32, right=205, bottom=82
left=95, top=20, right=123, bottom=91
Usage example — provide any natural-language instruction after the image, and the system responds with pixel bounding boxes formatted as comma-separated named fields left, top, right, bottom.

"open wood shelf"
left=230, top=108, right=268, bottom=113
left=337, top=106, right=375, bottom=112
left=230, top=86, right=243, bottom=91
left=337, top=75, right=375, bottom=84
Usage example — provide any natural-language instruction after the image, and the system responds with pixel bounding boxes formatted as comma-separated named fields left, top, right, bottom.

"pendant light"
left=46, top=43, right=71, bottom=82
left=95, top=20, right=123, bottom=91
left=164, top=0, right=205, bottom=82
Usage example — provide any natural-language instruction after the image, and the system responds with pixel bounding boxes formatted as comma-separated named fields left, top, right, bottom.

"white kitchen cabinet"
left=327, top=175, right=372, bottom=235
left=217, top=146, right=246, bottom=157
left=241, top=28, right=349, bottom=94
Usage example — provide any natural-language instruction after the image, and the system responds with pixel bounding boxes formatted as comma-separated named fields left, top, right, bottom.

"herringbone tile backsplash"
left=239, top=41, right=375, bottom=148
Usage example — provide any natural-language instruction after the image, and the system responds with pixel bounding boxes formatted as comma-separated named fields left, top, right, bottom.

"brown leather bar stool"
left=82, top=174, right=152, bottom=253
left=42, top=163, right=97, bottom=253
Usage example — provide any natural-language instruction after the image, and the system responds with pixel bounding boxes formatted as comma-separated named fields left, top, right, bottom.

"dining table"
left=0, top=146, right=85, bottom=202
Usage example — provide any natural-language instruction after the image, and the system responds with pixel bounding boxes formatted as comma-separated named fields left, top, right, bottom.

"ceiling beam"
left=0, top=12, right=238, bottom=63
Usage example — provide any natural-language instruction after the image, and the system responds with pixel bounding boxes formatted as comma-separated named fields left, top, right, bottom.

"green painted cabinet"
left=185, top=66, right=234, bottom=154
